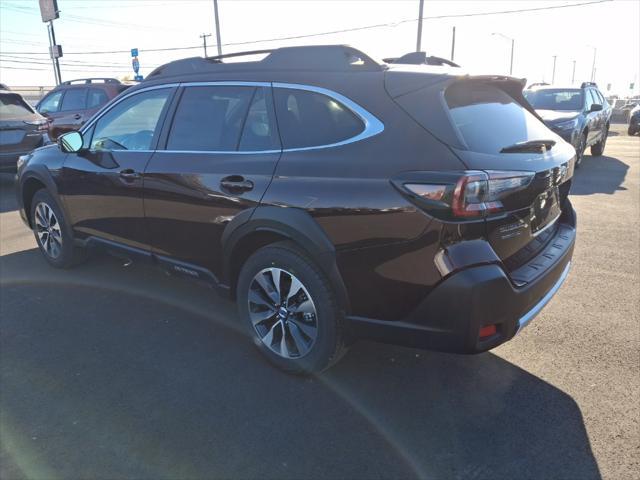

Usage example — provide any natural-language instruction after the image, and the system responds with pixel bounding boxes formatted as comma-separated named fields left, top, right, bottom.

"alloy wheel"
left=248, top=267, right=318, bottom=359
left=34, top=202, right=63, bottom=259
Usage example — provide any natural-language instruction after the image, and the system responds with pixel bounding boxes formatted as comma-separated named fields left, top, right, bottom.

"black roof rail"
left=527, top=82, right=550, bottom=88
left=580, top=81, right=598, bottom=88
left=383, top=51, right=460, bottom=68
left=146, top=45, right=382, bottom=79
left=61, top=78, right=121, bottom=85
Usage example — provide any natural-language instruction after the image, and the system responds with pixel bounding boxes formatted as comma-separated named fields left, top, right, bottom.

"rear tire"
left=237, top=241, right=347, bottom=374
left=590, top=125, right=608, bottom=156
left=629, top=126, right=638, bottom=136
left=30, top=189, right=86, bottom=268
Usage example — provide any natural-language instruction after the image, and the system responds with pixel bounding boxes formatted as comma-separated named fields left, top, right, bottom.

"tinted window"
left=38, top=91, right=63, bottom=113
left=239, top=87, right=280, bottom=151
left=524, top=89, right=584, bottom=111
left=0, top=93, right=35, bottom=118
left=60, top=88, right=87, bottom=111
left=273, top=88, right=364, bottom=149
left=446, top=82, right=554, bottom=154
left=87, top=88, right=109, bottom=109
left=167, top=86, right=254, bottom=151
left=90, top=88, right=171, bottom=151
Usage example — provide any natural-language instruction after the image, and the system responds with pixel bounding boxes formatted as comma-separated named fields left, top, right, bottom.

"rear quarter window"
left=445, top=82, right=552, bottom=154
left=273, top=88, right=364, bottom=149
left=0, top=93, right=35, bottom=118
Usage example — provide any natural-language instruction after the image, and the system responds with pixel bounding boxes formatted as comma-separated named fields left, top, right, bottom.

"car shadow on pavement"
left=571, top=154, right=629, bottom=195
left=0, top=174, right=18, bottom=214
left=0, top=249, right=601, bottom=480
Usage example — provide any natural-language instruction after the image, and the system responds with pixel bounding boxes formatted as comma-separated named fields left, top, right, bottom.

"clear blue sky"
left=1, top=0, right=638, bottom=96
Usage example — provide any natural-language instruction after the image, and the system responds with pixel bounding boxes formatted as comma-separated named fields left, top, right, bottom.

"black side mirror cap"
left=590, top=103, right=603, bottom=112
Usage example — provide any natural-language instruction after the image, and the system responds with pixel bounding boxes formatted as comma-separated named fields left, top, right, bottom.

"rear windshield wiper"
left=500, top=139, right=556, bottom=154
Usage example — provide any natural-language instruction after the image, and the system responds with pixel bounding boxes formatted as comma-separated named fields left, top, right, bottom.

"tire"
left=590, top=125, right=608, bottom=156
left=237, top=241, right=347, bottom=374
left=629, top=126, right=638, bottom=136
left=30, top=189, right=86, bottom=268
left=575, top=132, right=587, bottom=168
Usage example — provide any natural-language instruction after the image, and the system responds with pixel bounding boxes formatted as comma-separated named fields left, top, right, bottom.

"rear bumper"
left=347, top=206, right=576, bottom=353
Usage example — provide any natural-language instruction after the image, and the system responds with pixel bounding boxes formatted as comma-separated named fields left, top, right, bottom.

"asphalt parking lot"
left=1, top=125, right=638, bottom=480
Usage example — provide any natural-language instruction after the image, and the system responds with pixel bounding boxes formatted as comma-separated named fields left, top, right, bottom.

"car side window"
left=90, top=88, right=171, bottom=151
left=166, top=85, right=254, bottom=151
left=584, top=90, right=594, bottom=110
left=38, top=91, right=63, bottom=114
left=87, top=88, right=109, bottom=109
left=60, top=88, right=88, bottom=112
left=239, top=87, right=281, bottom=151
left=273, top=88, right=364, bottom=149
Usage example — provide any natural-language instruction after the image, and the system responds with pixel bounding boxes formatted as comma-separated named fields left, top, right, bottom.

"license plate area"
left=530, top=187, right=561, bottom=236
left=0, top=130, right=26, bottom=145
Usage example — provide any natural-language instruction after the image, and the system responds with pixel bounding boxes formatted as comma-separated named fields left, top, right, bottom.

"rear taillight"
left=401, top=170, right=534, bottom=220
left=24, top=119, right=50, bottom=132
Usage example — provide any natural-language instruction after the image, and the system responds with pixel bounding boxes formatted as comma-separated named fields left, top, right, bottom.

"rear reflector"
left=479, top=324, right=497, bottom=339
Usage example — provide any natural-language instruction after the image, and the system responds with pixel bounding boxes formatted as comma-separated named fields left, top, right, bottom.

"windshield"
left=523, top=89, right=584, bottom=111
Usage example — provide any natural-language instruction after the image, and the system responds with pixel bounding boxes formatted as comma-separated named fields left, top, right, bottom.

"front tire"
left=237, top=241, right=346, bottom=374
left=590, top=125, right=608, bottom=156
left=30, top=189, right=85, bottom=268
left=629, top=125, right=638, bottom=136
left=575, top=132, right=587, bottom=168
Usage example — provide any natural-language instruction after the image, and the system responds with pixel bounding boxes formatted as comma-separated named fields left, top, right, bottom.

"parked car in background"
left=16, top=46, right=576, bottom=374
left=0, top=89, right=50, bottom=172
left=628, top=104, right=640, bottom=136
left=35, top=78, right=130, bottom=140
left=524, top=82, right=612, bottom=166
left=0, top=83, right=10, bottom=91
left=621, top=101, right=639, bottom=122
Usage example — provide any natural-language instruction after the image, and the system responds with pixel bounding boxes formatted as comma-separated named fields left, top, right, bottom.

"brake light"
left=402, top=170, right=534, bottom=219
left=24, top=119, right=50, bottom=132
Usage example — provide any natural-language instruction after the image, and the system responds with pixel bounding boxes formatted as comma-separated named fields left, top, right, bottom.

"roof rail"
left=383, top=52, right=460, bottom=68
left=527, top=82, right=550, bottom=88
left=146, top=45, right=382, bottom=79
left=61, top=78, right=121, bottom=85
left=580, top=81, right=598, bottom=88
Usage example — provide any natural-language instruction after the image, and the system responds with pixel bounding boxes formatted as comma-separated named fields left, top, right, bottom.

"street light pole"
left=199, top=33, right=212, bottom=57
left=492, top=33, right=514, bottom=75
left=213, top=0, right=222, bottom=56
left=552, top=55, right=557, bottom=83
left=571, top=60, right=576, bottom=84
left=416, top=0, right=424, bottom=52
left=590, top=47, right=597, bottom=82
left=450, top=26, right=456, bottom=62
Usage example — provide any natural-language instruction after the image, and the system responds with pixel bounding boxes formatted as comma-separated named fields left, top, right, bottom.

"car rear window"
left=445, top=82, right=552, bottom=154
left=0, top=93, right=35, bottom=118
left=273, top=88, right=364, bottom=149
left=87, top=88, right=109, bottom=109
left=60, top=88, right=88, bottom=111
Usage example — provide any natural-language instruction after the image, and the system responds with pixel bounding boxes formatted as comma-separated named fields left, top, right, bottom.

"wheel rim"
left=248, top=267, right=318, bottom=359
left=34, top=202, right=62, bottom=259
left=576, top=135, right=586, bottom=164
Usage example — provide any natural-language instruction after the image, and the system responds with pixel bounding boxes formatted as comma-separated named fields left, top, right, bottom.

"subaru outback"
left=16, top=46, right=576, bottom=374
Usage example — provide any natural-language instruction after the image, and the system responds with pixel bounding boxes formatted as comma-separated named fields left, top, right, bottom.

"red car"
left=35, top=78, right=130, bottom=140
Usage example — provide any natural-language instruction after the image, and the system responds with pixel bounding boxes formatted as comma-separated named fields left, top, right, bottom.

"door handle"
left=119, top=168, right=140, bottom=180
left=73, top=114, right=82, bottom=120
left=220, top=175, right=254, bottom=193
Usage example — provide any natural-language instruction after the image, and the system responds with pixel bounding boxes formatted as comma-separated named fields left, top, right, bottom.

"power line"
left=0, top=0, right=611, bottom=56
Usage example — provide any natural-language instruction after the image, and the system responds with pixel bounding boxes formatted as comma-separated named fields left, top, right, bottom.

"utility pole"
left=552, top=55, right=557, bottom=83
left=199, top=33, right=212, bottom=57
left=450, top=26, right=456, bottom=62
left=492, top=33, right=514, bottom=75
left=212, top=0, right=222, bottom=56
left=416, top=0, right=424, bottom=52
left=47, top=21, right=62, bottom=85
left=590, top=47, right=597, bottom=82
left=571, top=60, right=576, bottom=84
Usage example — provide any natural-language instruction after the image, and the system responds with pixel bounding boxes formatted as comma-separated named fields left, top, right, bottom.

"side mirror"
left=590, top=103, right=603, bottom=112
left=58, top=131, right=84, bottom=153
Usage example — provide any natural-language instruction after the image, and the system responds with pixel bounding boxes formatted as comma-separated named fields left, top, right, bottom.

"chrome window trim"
left=81, top=81, right=385, bottom=154
left=272, top=82, right=385, bottom=152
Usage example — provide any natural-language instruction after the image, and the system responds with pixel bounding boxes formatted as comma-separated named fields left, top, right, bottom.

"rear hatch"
left=0, top=92, right=47, bottom=153
left=387, top=69, right=575, bottom=274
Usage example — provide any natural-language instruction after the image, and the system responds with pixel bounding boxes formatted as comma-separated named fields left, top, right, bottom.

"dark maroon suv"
left=35, top=78, right=130, bottom=141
